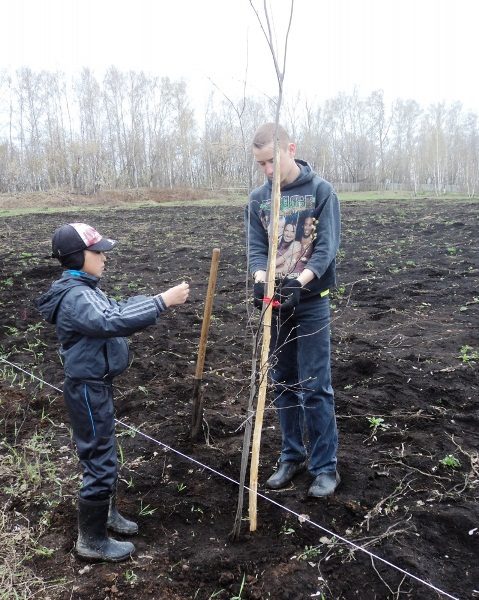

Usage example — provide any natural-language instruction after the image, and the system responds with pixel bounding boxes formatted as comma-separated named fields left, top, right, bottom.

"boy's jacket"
left=36, top=270, right=162, bottom=380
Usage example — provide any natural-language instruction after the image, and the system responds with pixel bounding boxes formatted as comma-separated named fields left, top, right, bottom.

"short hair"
left=60, top=251, right=85, bottom=270
left=252, top=123, right=290, bottom=150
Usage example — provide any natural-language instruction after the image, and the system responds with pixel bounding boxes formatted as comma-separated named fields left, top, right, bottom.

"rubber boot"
left=76, top=497, right=135, bottom=562
left=107, top=492, right=138, bottom=535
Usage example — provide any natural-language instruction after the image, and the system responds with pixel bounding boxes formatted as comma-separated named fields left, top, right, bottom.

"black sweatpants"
left=63, top=377, right=117, bottom=500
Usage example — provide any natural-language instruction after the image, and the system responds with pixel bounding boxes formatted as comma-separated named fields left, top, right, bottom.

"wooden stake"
left=191, top=247, right=221, bottom=440
left=249, top=143, right=281, bottom=531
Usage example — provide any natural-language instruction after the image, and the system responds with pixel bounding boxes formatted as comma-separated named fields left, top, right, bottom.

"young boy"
left=36, top=222, right=189, bottom=562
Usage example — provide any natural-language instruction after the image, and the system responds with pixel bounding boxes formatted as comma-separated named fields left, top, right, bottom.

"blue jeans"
left=270, top=295, right=338, bottom=476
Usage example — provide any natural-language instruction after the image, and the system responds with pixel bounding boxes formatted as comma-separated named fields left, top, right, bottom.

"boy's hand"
left=160, top=282, right=190, bottom=307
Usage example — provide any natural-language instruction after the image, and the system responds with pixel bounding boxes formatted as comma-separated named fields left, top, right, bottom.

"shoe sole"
left=76, top=549, right=134, bottom=562
left=107, top=524, right=139, bottom=535
left=76, top=542, right=135, bottom=562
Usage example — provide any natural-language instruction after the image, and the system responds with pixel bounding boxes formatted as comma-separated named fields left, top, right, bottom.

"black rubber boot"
left=76, top=497, right=135, bottom=562
left=107, top=493, right=138, bottom=535
left=265, top=461, right=306, bottom=489
left=308, top=471, right=341, bottom=497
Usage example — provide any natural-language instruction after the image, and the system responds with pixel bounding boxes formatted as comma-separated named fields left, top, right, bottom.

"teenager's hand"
left=253, top=282, right=265, bottom=309
left=277, top=278, right=302, bottom=311
left=254, top=270, right=266, bottom=284
left=160, top=282, right=190, bottom=307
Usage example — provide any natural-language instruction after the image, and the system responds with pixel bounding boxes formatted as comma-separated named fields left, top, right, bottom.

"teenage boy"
left=245, top=123, right=341, bottom=497
left=36, top=222, right=189, bottom=561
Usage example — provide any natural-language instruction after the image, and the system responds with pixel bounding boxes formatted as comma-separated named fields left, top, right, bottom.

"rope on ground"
left=0, top=357, right=460, bottom=600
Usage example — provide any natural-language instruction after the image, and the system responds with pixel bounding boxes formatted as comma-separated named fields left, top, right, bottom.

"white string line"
left=0, top=357, right=460, bottom=600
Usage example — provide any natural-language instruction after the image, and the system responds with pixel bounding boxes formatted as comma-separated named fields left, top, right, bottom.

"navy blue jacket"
left=36, top=270, right=164, bottom=380
left=245, top=160, right=341, bottom=298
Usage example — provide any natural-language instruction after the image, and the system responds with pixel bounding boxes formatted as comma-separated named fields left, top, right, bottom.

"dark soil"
left=0, top=198, right=478, bottom=600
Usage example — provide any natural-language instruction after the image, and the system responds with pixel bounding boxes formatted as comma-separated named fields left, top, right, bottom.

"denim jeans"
left=270, top=295, right=338, bottom=476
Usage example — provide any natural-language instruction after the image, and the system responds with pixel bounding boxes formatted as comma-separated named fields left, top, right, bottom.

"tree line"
left=0, top=67, right=478, bottom=196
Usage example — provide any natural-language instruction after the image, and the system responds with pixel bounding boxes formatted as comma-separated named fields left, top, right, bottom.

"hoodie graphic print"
left=258, top=193, right=317, bottom=278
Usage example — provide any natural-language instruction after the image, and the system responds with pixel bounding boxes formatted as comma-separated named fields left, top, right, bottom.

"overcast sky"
left=1, top=0, right=477, bottom=113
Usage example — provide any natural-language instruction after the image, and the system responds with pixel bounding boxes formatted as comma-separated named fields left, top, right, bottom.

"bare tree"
left=0, top=68, right=478, bottom=195
left=231, top=0, right=295, bottom=539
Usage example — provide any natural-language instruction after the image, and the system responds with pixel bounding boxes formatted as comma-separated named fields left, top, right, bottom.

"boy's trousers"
left=63, top=377, right=117, bottom=500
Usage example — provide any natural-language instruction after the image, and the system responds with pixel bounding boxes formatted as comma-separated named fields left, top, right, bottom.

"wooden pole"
left=191, top=247, right=221, bottom=440
left=249, top=143, right=281, bottom=531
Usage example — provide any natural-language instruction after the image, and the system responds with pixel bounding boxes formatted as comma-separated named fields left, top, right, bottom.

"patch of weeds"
left=26, top=322, right=44, bottom=333
left=22, top=337, right=47, bottom=363
left=191, top=505, right=204, bottom=520
left=388, top=265, right=401, bottom=274
left=4, top=325, right=19, bottom=335
left=230, top=573, right=246, bottom=600
left=118, top=442, right=126, bottom=467
left=33, top=544, right=55, bottom=558
left=0, top=430, right=71, bottom=597
left=117, top=427, right=136, bottom=438
left=2, top=433, right=56, bottom=496
left=366, top=416, right=390, bottom=442
left=295, top=545, right=322, bottom=561
left=124, top=569, right=138, bottom=585
left=439, top=454, right=461, bottom=469
left=127, top=281, right=141, bottom=291
left=280, top=523, right=295, bottom=536
left=138, top=501, right=157, bottom=516
left=120, top=475, right=135, bottom=489
left=458, top=345, right=479, bottom=363
left=0, top=362, right=27, bottom=389
left=368, top=416, right=387, bottom=431
left=206, top=590, right=225, bottom=599
left=0, top=509, right=68, bottom=597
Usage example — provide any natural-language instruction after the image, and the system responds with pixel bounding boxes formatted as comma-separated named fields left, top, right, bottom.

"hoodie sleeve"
left=245, top=196, right=269, bottom=276
left=304, top=182, right=341, bottom=281
left=61, top=288, right=163, bottom=338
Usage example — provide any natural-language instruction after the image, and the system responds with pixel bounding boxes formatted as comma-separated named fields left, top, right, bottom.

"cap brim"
left=88, top=238, right=117, bottom=252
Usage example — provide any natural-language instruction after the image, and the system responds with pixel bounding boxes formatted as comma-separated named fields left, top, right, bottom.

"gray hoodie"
left=245, top=159, right=340, bottom=298
left=36, top=270, right=164, bottom=380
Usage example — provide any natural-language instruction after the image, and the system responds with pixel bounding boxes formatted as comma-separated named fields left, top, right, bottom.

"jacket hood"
left=35, top=270, right=99, bottom=324
left=265, top=159, right=314, bottom=191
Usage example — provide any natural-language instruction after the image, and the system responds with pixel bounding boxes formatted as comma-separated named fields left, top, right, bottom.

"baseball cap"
left=51, top=223, right=117, bottom=259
